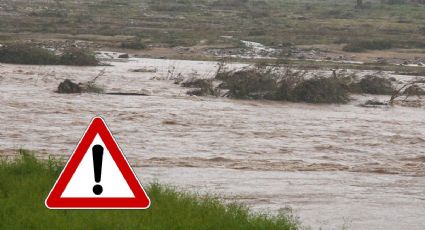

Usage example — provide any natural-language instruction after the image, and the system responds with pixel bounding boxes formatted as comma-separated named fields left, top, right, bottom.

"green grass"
left=0, top=150, right=298, bottom=230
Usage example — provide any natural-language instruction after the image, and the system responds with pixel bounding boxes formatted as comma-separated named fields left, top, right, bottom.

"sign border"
left=45, top=117, right=151, bottom=209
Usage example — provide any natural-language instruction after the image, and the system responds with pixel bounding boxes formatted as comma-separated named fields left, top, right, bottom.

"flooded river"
left=0, top=56, right=424, bottom=229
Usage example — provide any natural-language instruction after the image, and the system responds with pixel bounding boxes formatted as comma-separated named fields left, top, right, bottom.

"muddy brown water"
left=0, top=55, right=424, bottom=229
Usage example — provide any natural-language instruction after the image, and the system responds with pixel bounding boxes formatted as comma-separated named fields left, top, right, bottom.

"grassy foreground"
left=0, top=151, right=297, bottom=230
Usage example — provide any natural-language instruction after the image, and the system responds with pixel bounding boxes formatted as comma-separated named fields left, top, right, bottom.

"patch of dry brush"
left=216, top=66, right=350, bottom=104
left=177, top=63, right=413, bottom=105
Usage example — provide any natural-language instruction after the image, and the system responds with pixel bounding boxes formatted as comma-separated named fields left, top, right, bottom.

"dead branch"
left=389, top=78, right=425, bottom=105
left=88, top=68, right=106, bottom=84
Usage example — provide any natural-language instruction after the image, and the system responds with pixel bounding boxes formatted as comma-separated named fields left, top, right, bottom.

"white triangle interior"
left=61, top=134, right=135, bottom=198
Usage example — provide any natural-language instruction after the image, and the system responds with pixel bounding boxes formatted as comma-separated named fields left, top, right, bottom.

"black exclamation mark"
left=92, top=145, right=104, bottom=195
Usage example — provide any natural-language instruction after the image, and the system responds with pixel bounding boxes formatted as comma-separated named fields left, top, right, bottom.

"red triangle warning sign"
left=45, top=117, right=150, bottom=209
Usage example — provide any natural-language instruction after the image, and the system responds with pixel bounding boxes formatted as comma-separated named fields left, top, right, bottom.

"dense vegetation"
left=0, top=44, right=58, bottom=65
left=216, top=68, right=350, bottom=103
left=0, top=151, right=298, bottom=229
left=180, top=64, right=401, bottom=103
left=59, top=48, right=99, bottom=66
left=343, top=39, right=425, bottom=52
left=0, top=44, right=99, bottom=66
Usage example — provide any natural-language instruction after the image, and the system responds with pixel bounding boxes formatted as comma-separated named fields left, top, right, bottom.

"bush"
left=216, top=68, right=350, bottom=103
left=121, top=39, right=146, bottom=50
left=181, top=78, right=213, bottom=89
left=59, top=48, right=99, bottom=66
left=148, top=0, right=194, bottom=11
left=0, top=43, right=58, bottom=65
left=343, top=40, right=394, bottom=52
left=351, top=75, right=395, bottom=95
left=0, top=43, right=99, bottom=66
left=292, top=77, right=350, bottom=103
left=211, top=0, right=249, bottom=9
left=420, top=27, right=425, bottom=35
left=403, top=85, right=425, bottom=96
left=217, top=69, right=277, bottom=99
left=248, top=28, right=267, bottom=36
left=181, top=78, right=219, bottom=96
left=273, top=71, right=306, bottom=101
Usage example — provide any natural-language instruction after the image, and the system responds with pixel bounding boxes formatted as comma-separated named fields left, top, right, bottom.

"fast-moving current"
left=1, top=55, right=424, bottom=229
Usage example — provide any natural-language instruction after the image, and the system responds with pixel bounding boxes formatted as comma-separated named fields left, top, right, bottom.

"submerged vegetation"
left=216, top=67, right=350, bottom=103
left=0, top=151, right=298, bottom=229
left=177, top=62, right=408, bottom=104
left=181, top=77, right=220, bottom=97
left=291, top=77, right=350, bottom=104
left=0, top=44, right=99, bottom=66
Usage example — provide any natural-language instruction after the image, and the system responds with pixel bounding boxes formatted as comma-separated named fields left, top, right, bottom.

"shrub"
left=216, top=68, right=350, bottom=103
left=148, top=0, right=194, bottom=11
left=0, top=43, right=99, bottom=66
left=59, top=48, right=99, bottom=66
left=273, top=70, right=306, bottom=101
left=217, top=69, right=277, bottom=99
left=181, top=78, right=213, bottom=89
left=420, top=27, right=425, bottom=35
left=343, top=40, right=394, bottom=52
left=181, top=78, right=219, bottom=96
left=0, top=43, right=58, bottom=65
left=121, top=39, right=146, bottom=50
left=211, top=0, right=249, bottom=9
left=292, top=77, right=350, bottom=103
left=246, top=6, right=270, bottom=18
left=352, top=75, right=395, bottom=95
left=248, top=28, right=266, bottom=36
left=403, top=85, right=425, bottom=96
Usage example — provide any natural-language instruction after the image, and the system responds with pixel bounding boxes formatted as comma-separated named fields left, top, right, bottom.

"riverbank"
left=0, top=150, right=297, bottom=229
